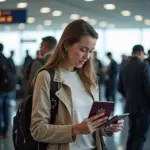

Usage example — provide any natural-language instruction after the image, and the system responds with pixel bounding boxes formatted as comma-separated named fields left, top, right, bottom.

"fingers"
left=106, top=123, right=124, bottom=132
left=89, top=113, right=105, bottom=122
left=118, top=119, right=124, bottom=124
left=92, top=117, right=108, bottom=127
left=92, top=120, right=107, bottom=129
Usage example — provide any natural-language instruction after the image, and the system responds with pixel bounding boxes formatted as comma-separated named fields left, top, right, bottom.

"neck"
left=132, top=54, right=142, bottom=60
left=43, top=51, right=52, bottom=57
left=59, top=60, right=74, bottom=72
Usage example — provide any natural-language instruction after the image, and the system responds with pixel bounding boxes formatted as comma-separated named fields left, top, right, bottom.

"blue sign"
left=0, top=9, right=27, bottom=24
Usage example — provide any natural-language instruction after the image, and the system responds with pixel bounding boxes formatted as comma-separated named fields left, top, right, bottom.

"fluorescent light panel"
left=17, top=3, right=28, bottom=8
left=135, top=15, right=143, bottom=21
left=40, top=7, right=51, bottom=13
left=70, top=14, right=80, bottom=20
left=121, top=10, right=131, bottom=16
left=104, top=4, right=116, bottom=10
left=27, top=17, right=35, bottom=23
left=52, top=10, right=62, bottom=16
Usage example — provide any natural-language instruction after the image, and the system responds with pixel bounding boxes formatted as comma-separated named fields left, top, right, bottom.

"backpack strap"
left=41, top=68, right=59, bottom=124
left=33, top=68, right=59, bottom=124
left=47, top=68, right=59, bottom=124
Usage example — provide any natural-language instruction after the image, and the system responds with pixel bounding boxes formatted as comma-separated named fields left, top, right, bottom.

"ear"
left=64, top=42, right=69, bottom=50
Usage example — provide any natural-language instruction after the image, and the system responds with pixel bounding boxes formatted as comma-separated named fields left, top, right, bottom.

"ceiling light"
left=80, top=16, right=89, bottom=22
left=40, top=7, right=51, bottom=13
left=84, top=0, right=95, bottom=2
left=36, top=25, right=43, bottom=30
left=134, top=15, right=143, bottom=21
left=18, top=23, right=25, bottom=30
left=104, top=4, right=116, bottom=10
left=89, top=19, right=97, bottom=25
left=44, top=20, right=52, bottom=26
left=144, top=19, right=150, bottom=25
left=121, top=10, right=131, bottom=16
left=17, top=3, right=28, bottom=8
left=99, top=21, right=107, bottom=28
left=62, top=23, right=68, bottom=29
left=52, top=10, right=62, bottom=16
left=0, top=0, right=6, bottom=2
left=70, top=14, right=80, bottom=20
left=27, top=17, right=35, bottom=23
left=108, top=24, right=115, bottom=28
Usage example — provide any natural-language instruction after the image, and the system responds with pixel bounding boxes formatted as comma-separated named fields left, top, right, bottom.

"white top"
left=61, top=68, right=96, bottom=150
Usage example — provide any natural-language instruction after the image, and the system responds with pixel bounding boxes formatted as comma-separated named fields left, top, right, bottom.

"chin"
left=75, top=64, right=84, bottom=68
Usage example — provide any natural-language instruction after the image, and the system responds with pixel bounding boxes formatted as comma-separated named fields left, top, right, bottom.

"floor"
left=0, top=89, right=150, bottom=150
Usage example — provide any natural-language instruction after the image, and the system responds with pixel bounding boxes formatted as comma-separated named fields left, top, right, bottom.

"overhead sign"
left=0, top=9, right=27, bottom=24
left=21, top=39, right=36, bottom=43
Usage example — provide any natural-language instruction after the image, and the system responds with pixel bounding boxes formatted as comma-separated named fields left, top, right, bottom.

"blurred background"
left=0, top=0, right=150, bottom=150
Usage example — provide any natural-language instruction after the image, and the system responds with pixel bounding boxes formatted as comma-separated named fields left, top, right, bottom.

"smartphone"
left=88, top=101, right=114, bottom=119
left=102, top=113, right=129, bottom=127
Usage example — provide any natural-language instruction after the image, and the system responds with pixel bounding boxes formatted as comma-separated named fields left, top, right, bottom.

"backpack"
left=13, top=68, right=59, bottom=150
left=0, top=55, right=17, bottom=92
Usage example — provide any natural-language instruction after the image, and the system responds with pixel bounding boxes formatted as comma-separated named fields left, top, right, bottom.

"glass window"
left=105, top=29, right=141, bottom=63
left=142, top=29, right=150, bottom=53
left=0, top=31, right=21, bottom=65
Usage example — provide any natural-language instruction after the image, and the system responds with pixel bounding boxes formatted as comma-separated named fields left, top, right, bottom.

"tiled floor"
left=0, top=90, right=150, bottom=150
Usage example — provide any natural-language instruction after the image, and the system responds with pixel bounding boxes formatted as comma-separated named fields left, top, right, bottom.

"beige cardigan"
left=30, top=68, right=112, bottom=150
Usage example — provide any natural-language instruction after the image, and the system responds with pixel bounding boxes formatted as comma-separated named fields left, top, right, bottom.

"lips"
left=79, top=60, right=86, bottom=64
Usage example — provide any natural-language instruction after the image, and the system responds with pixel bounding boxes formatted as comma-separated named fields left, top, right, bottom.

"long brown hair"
left=43, top=19, right=98, bottom=97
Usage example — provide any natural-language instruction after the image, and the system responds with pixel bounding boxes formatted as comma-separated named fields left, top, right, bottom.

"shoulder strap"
left=44, top=68, right=59, bottom=124
left=34, top=68, right=59, bottom=124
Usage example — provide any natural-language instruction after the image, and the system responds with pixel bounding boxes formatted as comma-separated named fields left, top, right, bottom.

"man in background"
left=144, top=50, right=150, bottom=65
left=0, top=44, right=17, bottom=139
left=28, top=36, right=57, bottom=83
left=93, top=51, right=103, bottom=100
left=118, top=45, right=150, bottom=150
left=105, top=52, right=118, bottom=102
left=120, top=54, right=129, bottom=71
left=22, top=50, right=32, bottom=74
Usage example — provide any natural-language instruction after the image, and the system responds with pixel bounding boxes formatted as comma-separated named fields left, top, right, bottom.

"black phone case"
left=102, top=113, right=129, bottom=127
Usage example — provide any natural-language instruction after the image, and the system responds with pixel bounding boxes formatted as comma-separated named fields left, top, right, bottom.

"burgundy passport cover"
left=88, top=101, right=114, bottom=118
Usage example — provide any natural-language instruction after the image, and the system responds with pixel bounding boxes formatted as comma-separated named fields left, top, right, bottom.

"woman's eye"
left=80, top=48, right=86, bottom=52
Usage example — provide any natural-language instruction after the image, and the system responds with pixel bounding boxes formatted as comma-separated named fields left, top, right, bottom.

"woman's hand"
left=105, top=119, right=124, bottom=133
left=72, top=113, right=108, bottom=135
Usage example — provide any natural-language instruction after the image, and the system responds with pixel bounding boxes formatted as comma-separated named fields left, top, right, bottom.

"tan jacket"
left=30, top=68, right=112, bottom=150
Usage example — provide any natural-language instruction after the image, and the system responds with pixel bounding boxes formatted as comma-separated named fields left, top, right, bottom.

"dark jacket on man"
left=118, top=57, right=150, bottom=114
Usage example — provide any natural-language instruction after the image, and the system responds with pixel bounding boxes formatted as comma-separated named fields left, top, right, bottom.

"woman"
left=30, top=20, right=124, bottom=150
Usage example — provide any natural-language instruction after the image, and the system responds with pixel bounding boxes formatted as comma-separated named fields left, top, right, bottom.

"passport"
left=88, top=101, right=114, bottom=119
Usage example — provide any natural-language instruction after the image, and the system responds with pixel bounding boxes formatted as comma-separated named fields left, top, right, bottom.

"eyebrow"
left=81, top=46, right=95, bottom=50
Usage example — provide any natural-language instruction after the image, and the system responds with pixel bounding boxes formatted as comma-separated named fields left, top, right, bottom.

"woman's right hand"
left=72, top=113, right=108, bottom=135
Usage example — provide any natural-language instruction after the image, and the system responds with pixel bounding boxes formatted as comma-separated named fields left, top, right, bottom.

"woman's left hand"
left=104, top=119, right=124, bottom=133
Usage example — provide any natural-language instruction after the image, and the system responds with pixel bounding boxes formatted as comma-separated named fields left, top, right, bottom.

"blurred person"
left=22, top=49, right=33, bottom=74
left=118, top=45, right=150, bottom=150
left=104, top=52, right=118, bottom=102
left=28, top=36, right=57, bottom=88
left=30, top=20, right=124, bottom=150
left=120, top=54, right=128, bottom=70
left=93, top=51, right=103, bottom=100
left=9, top=50, right=15, bottom=60
left=144, top=49, right=150, bottom=65
left=0, top=44, right=17, bottom=139
left=36, top=50, right=42, bottom=59
left=8, top=50, right=17, bottom=97
left=22, top=50, right=33, bottom=97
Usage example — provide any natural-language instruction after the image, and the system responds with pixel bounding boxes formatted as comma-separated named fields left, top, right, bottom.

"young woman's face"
left=67, top=35, right=97, bottom=69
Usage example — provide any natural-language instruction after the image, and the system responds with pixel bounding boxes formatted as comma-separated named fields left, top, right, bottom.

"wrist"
left=72, top=124, right=80, bottom=136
